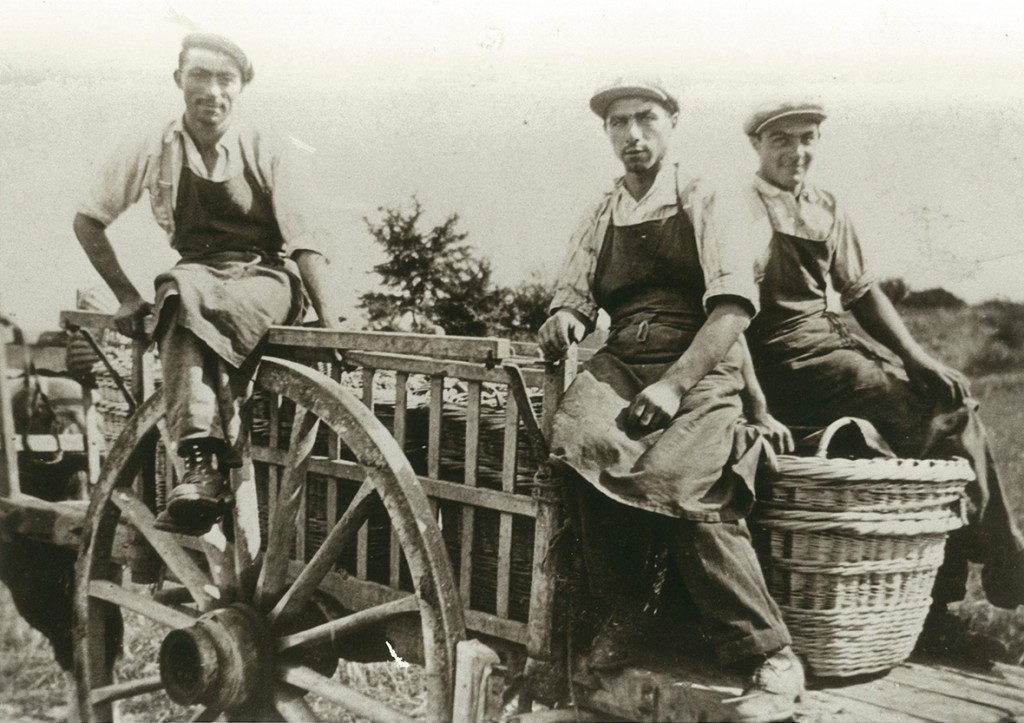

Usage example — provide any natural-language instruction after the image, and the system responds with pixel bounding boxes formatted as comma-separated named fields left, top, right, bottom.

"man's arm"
left=72, top=213, right=150, bottom=338
left=627, top=299, right=748, bottom=431
left=849, top=283, right=970, bottom=407
left=738, top=334, right=794, bottom=452
left=294, top=251, right=344, bottom=329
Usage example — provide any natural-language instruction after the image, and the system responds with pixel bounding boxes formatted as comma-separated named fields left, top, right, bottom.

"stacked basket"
left=753, top=448, right=973, bottom=677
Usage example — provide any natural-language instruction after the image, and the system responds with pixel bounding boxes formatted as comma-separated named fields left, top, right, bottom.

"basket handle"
left=810, top=417, right=896, bottom=459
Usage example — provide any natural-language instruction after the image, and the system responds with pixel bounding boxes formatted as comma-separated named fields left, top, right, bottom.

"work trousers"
left=569, top=478, right=791, bottom=665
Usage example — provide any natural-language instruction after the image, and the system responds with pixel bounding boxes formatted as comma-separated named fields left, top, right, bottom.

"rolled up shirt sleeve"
left=830, top=209, right=875, bottom=308
left=77, top=135, right=153, bottom=227
left=548, top=197, right=611, bottom=324
left=269, top=136, right=334, bottom=259
left=686, top=181, right=761, bottom=317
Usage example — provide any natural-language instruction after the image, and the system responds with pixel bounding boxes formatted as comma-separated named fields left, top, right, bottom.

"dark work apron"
left=747, top=224, right=1024, bottom=607
left=550, top=187, right=765, bottom=522
left=152, top=144, right=304, bottom=368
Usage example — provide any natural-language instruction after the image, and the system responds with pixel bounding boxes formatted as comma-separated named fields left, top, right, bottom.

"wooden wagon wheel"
left=73, top=357, right=465, bottom=722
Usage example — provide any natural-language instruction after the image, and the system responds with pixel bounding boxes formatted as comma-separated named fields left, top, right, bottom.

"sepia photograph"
left=1, top=1, right=1022, bottom=721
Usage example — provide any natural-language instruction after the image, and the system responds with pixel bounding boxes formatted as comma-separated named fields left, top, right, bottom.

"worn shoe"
left=154, top=442, right=230, bottom=536
left=726, top=646, right=805, bottom=723
left=588, top=616, right=647, bottom=672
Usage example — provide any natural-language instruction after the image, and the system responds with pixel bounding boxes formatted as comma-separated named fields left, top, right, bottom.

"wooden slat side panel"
left=427, top=375, right=444, bottom=480
left=459, top=382, right=481, bottom=609
left=266, top=327, right=511, bottom=362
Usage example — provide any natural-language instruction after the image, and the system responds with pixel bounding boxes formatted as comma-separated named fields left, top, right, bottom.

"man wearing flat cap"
left=73, top=33, right=343, bottom=534
left=738, top=100, right=1024, bottom=653
left=538, top=77, right=803, bottom=721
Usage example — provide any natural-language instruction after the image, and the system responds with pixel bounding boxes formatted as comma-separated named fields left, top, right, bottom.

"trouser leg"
left=662, top=518, right=790, bottom=665
left=565, top=476, right=656, bottom=620
left=158, top=318, right=245, bottom=457
left=924, top=406, right=1024, bottom=609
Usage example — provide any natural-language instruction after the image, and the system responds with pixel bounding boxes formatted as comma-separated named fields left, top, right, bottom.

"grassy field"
left=2, top=370, right=1022, bottom=721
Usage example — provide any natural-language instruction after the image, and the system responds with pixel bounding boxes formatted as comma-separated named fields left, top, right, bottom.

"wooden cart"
left=1, top=310, right=1022, bottom=723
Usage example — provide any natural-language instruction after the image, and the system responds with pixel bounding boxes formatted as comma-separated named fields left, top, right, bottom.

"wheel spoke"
left=113, top=490, right=218, bottom=610
left=274, top=686, right=319, bottom=722
left=200, top=525, right=238, bottom=596
left=187, top=705, right=224, bottom=722
left=90, top=675, right=164, bottom=705
left=277, top=595, right=418, bottom=652
left=255, top=404, right=320, bottom=609
left=279, top=664, right=416, bottom=723
left=88, top=579, right=197, bottom=629
left=268, top=479, right=376, bottom=624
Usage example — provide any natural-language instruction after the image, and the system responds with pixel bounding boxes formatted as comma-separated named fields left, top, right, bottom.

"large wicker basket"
left=752, top=426, right=973, bottom=678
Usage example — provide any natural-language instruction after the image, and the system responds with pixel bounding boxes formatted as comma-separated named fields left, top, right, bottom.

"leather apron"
left=152, top=145, right=304, bottom=368
left=551, top=187, right=764, bottom=521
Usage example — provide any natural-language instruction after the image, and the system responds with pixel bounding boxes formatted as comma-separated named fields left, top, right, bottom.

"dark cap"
left=589, top=76, right=679, bottom=118
left=180, top=33, right=254, bottom=84
left=744, top=100, right=826, bottom=136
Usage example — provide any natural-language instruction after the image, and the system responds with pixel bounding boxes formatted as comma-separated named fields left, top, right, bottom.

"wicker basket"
left=752, top=425, right=973, bottom=678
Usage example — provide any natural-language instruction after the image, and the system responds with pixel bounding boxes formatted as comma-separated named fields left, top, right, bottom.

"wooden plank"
left=340, top=349, right=542, bottom=386
left=798, top=688, right=935, bottom=723
left=427, top=375, right=444, bottom=480
left=59, top=309, right=114, bottom=330
left=249, top=450, right=540, bottom=517
left=328, top=364, right=343, bottom=459
left=821, top=672, right=986, bottom=723
left=891, top=663, right=1024, bottom=709
left=0, top=327, right=20, bottom=497
left=267, top=326, right=511, bottom=363
left=14, top=433, right=87, bottom=453
left=460, top=381, right=482, bottom=609
left=390, top=371, right=409, bottom=588
left=357, top=368, right=374, bottom=579
left=495, top=392, right=518, bottom=618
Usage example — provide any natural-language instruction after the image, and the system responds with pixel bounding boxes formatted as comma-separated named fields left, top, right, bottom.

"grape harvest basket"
left=753, top=436, right=973, bottom=677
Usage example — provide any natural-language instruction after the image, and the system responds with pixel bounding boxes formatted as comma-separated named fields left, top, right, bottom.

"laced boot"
left=726, top=645, right=805, bottom=723
left=154, top=439, right=231, bottom=536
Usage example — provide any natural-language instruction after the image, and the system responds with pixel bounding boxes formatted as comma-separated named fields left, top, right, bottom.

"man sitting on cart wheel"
left=73, top=32, right=343, bottom=535
left=538, top=77, right=803, bottom=722
left=736, top=99, right=1024, bottom=657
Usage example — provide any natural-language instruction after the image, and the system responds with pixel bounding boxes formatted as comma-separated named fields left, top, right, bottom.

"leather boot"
left=154, top=440, right=230, bottom=536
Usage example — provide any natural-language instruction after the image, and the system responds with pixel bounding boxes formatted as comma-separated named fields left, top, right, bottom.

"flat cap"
left=744, top=100, right=826, bottom=136
left=181, top=33, right=254, bottom=84
left=589, top=76, right=679, bottom=118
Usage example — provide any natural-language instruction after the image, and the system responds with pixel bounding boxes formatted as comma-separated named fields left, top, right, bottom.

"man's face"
left=604, top=98, right=677, bottom=173
left=175, top=47, right=244, bottom=135
left=750, top=118, right=820, bottom=191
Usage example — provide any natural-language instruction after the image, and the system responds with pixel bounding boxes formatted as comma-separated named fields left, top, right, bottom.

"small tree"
left=360, top=198, right=501, bottom=336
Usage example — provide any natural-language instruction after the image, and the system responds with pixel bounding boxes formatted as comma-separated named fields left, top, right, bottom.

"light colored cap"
left=744, top=100, right=826, bottom=136
left=589, top=76, right=679, bottom=118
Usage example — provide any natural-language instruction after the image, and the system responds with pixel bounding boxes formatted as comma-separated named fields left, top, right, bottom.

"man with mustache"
left=73, top=33, right=343, bottom=534
left=739, top=101, right=1024, bottom=655
left=539, top=78, right=802, bottom=722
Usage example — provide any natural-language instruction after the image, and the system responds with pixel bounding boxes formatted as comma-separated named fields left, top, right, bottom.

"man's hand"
left=905, top=354, right=971, bottom=409
left=113, top=296, right=152, bottom=339
left=750, top=410, right=795, bottom=454
left=627, top=379, right=684, bottom=433
left=538, top=309, right=588, bottom=359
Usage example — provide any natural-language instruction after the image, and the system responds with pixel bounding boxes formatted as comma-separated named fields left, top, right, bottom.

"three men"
left=539, top=78, right=803, bottom=722
left=74, top=33, right=342, bottom=534
left=739, top=101, right=1024, bottom=640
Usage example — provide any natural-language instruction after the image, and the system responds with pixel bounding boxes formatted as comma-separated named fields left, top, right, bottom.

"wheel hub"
left=159, top=604, right=274, bottom=710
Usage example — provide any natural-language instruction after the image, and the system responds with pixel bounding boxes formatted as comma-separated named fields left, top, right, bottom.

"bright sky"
left=2, top=0, right=1024, bottom=330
